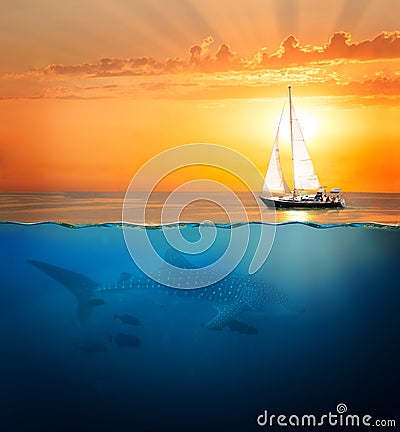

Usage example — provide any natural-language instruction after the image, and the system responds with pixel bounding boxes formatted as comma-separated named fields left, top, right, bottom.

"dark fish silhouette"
left=225, top=319, right=259, bottom=335
left=109, top=333, right=141, bottom=348
left=76, top=341, right=108, bottom=354
left=114, top=314, right=140, bottom=326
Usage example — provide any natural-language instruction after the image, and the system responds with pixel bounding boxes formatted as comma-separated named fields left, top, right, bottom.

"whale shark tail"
left=27, top=260, right=102, bottom=324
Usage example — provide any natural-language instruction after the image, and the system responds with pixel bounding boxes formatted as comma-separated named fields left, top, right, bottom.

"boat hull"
left=260, top=196, right=346, bottom=209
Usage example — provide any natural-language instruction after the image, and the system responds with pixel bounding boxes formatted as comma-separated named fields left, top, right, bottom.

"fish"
left=109, top=333, right=141, bottom=348
left=225, top=319, right=259, bottom=335
left=114, top=314, right=141, bottom=326
left=76, top=341, right=108, bottom=354
left=27, top=253, right=303, bottom=329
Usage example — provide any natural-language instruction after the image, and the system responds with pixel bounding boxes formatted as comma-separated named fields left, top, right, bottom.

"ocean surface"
left=1, top=191, right=399, bottom=225
left=0, top=191, right=399, bottom=431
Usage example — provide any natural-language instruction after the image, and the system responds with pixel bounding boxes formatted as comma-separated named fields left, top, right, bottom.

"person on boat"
left=314, top=191, right=323, bottom=201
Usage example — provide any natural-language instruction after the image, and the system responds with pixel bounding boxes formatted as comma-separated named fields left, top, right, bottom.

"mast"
left=288, top=86, right=295, bottom=195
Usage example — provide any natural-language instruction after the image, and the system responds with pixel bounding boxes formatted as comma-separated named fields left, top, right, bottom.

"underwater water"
left=0, top=220, right=399, bottom=431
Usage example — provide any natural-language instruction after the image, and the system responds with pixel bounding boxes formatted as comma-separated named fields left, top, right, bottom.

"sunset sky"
left=0, top=0, right=399, bottom=192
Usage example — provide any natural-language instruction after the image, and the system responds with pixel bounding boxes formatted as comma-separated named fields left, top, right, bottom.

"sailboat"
left=260, top=87, right=345, bottom=209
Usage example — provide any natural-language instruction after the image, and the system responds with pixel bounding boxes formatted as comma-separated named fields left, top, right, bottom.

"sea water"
left=0, top=194, right=399, bottom=431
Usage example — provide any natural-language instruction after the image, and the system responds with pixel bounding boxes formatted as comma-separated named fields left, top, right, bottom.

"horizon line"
left=0, top=190, right=399, bottom=194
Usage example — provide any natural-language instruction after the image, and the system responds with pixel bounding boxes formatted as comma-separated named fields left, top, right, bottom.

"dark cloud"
left=189, top=45, right=202, bottom=65
left=214, top=44, right=236, bottom=66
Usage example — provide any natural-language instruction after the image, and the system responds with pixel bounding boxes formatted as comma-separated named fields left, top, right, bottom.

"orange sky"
left=0, top=0, right=399, bottom=192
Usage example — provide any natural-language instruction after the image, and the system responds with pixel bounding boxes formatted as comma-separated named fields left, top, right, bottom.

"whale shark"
left=27, top=254, right=302, bottom=329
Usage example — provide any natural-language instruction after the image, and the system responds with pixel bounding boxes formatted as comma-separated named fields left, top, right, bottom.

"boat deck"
left=260, top=195, right=345, bottom=209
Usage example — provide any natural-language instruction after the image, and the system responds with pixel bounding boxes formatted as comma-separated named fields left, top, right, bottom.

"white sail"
left=263, top=129, right=290, bottom=195
left=290, top=103, right=320, bottom=191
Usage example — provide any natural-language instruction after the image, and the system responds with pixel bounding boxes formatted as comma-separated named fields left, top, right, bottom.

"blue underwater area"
left=0, top=222, right=399, bottom=431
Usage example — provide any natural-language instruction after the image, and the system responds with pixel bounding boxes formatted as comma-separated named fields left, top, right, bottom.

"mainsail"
left=263, top=103, right=290, bottom=195
left=290, top=98, right=320, bottom=191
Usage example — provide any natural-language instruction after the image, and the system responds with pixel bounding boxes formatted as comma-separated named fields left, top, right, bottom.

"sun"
left=279, top=108, right=319, bottom=144
left=296, top=110, right=319, bottom=141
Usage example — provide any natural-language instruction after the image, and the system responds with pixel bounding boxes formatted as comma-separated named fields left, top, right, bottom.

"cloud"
left=345, top=73, right=400, bottom=95
left=263, top=31, right=400, bottom=66
left=37, top=56, right=165, bottom=77
left=323, top=31, right=400, bottom=61
left=189, top=36, right=214, bottom=65
left=7, top=31, right=397, bottom=80
left=0, top=31, right=399, bottom=101
left=214, top=44, right=236, bottom=67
